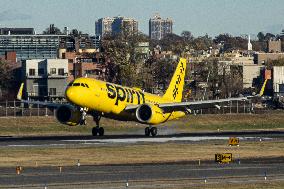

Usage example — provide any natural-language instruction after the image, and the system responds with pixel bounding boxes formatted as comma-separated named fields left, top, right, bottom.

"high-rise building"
left=95, top=17, right=115, bottom=36
left=95, top=16, right=138, bottom=36
left=112, top=16, right=138, bottom=35
left=149, top=14, right=173, bottom=40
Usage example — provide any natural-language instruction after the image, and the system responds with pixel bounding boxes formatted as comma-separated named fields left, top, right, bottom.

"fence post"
left=14, top=100, right=16, bottom=117
left=244, top=101, right=246, bottom=114
left=229, top=101, right=232, bottom=114
left=37, top=103, right=39, bottom=117
left=236, top=100, right=239, bottom=114
left=5, top=100, right=8, bottom=117
left=250, top=99, right=253, bottom=114
left=21, top=102, right=24, bottom=116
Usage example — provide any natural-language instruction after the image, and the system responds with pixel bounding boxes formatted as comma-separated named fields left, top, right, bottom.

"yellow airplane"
left=17, top=58, right=246, bottom=136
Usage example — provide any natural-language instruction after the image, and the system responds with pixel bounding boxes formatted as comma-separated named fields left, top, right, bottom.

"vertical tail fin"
left=163, top=58, right=187, bottom=102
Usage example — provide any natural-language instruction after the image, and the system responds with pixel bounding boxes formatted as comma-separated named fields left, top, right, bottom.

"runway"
left=0, top=159, right=283, bottom=188
left=0, top=130, right=283, bottom=147
left=0, top=131, right=283, bottom=188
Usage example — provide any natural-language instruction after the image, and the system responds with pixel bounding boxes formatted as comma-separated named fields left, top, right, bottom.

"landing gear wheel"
left=92, top=127, right=98, bottom=136
left=91, top=112, right=103, bottom=136
left=145, top=127, right=150, bottom=136
left=79, top=119, right=87, bottom=125
left=98, top=127, right=104, bottom=136
left=150, top=127, right=157, bottom=137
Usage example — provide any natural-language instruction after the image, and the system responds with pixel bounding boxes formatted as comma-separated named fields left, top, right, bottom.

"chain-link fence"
left=0, top=99, right=271, bottom=117
left=0, top=101, right=55, bottom=117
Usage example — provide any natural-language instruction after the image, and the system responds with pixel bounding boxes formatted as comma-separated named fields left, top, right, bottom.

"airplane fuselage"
left=66, top=78, right=185, bottom=124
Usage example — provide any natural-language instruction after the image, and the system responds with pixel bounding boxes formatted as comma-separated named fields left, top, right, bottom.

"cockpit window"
left=68, top=82, right=73, bottom=86
left=70, top=82, right=89, bottom=88
left=73, top=83, right=80, bottom=86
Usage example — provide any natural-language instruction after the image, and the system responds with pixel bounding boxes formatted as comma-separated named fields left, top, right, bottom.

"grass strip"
left=0, top=140, right=283, bottom=167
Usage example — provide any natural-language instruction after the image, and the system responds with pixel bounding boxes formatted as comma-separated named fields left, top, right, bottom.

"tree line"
left=1, top=24, right=284, bottom=100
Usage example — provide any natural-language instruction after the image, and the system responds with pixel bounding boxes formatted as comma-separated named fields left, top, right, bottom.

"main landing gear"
left=92, top=127, right=104, bottom=136
left=91, top=113, right=104, bottom=136
left=145, top=126, right=157, bottom=137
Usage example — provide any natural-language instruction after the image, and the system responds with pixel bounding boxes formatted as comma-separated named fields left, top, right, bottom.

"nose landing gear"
left=145, top=126, right=157, bottom=137
left=79, top=108, right=87, bottom=125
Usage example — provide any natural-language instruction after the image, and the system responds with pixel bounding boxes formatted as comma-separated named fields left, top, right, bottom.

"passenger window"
left=68, top=82, right=73, bottom=86
left=85, top=84, right=89, bottom=88
left=73, top=83, right=80, bottom=86
left=81, top=83, right=86, bottom=87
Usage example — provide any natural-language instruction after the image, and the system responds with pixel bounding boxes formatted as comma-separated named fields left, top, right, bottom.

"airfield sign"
left=215, top=153, right=233, bottom=163
left=229, top=137, right=239, bottom=146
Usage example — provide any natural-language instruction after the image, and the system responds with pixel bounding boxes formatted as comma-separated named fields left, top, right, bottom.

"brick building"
left=254, top=53, right=284, bottom=65
left=268, top=39, right=281, bottom=53
left=61, top=52, right=105, bottom=82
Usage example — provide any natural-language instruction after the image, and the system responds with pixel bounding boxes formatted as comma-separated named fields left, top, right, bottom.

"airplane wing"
left=125, top=97, right=247, bottom=113
left=17, top=83, right=66, bottom=108
left=158, top=97, right=247, bottom=112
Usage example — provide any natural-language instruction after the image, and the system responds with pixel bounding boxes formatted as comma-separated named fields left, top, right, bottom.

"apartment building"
left=95, top=16, right=138, bottom=36
left=22, top=59, right=68, bottom=100
left=149, top=14, right=173, bottom=40
left=95, top=17, right=115, bottom=36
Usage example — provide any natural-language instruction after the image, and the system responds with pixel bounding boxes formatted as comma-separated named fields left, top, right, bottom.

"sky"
left=1, top=0, right=284, bottom=38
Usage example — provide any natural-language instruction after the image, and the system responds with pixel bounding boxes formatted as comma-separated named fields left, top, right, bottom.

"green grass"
left=0, top=116, right=143, bottom=136
left=0, top=140, right=283, bottom=167
left=0, top=111, right=284, bottom=136
left=162, top=112, right=284, bottom=131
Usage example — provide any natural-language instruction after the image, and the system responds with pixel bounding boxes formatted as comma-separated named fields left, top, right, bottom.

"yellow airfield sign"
left=229, top=137, right=239, bottom=146
left=215, top=153, right=233, bottom=163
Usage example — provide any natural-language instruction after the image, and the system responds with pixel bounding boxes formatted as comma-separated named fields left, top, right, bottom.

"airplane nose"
left=65, top=87, right=74, bottom=102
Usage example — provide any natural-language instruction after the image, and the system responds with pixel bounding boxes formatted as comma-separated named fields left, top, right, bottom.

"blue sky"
left=1, top=0, right=284, bottom=37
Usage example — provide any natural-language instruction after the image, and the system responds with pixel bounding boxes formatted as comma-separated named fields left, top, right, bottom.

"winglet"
left=259, top=79, right=268, bottom=97
left=17, top=83, right=24, bottom=100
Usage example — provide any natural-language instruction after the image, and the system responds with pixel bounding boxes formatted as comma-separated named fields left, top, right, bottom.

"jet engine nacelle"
left=135, top=104, right=166, bottom=125
left=56, top=105, right=82, bottom=126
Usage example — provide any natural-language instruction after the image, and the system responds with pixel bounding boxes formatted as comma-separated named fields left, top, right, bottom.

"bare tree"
left=42, top=24, right=62, bottom=35
left=0, top=60, right=13, bottom=100
left=102, top=28, right=149, bottom=87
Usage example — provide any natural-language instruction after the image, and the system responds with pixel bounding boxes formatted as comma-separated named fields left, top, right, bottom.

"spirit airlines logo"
left=172, top=61, right=185, bottom=99
left=106, top=84, right=145, bottom=106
